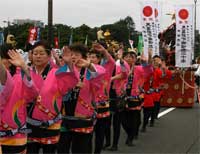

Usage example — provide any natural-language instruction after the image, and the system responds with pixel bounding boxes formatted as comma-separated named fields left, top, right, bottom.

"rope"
left=181, top=71, right=185, bottom=95
left=179, top=73, right=197, bottom=89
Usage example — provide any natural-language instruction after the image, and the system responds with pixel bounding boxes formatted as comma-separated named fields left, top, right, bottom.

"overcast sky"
left=0, top=0, right=199, bottom=31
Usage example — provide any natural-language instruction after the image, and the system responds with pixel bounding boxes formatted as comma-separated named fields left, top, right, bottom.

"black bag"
left=109, top=66, right=126, bottom=112
left=109, top=97, right=126, bottom=112
left=116, top=94, right=126, bottom=111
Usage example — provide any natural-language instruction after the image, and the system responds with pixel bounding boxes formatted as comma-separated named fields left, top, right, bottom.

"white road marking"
left=158, top=107, right=176, bottom=118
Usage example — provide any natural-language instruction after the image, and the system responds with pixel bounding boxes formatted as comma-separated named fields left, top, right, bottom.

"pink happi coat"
left=74, top=64, right=106, bottom=117
left=93, top=56, right=115, bottom=118
left=30, top=64, right=78, bottom=122
left=93, top=56, right=115, bottom=103
left=113, top=60, right=130, bottom=97
left=0, top=71, right=14, bottom=112
left=29, top=64, right=78, bottom=144
left=0, top=69, right=38, bottom=146
left=72, top=64, right=106, bottom=133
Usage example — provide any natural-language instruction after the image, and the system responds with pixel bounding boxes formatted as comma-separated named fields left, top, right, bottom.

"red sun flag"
left=143, top=6, right=153, bottom=17
left=179, top=9, right=189, bottom=20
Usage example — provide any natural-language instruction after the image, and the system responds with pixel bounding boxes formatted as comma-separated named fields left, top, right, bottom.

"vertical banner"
left=154, top=1, right=162, bottom=56
left=28, top=27, right=38, bottom=44
left=137, top=35, right=144, bottom=55
left=175, top=5, right=194, bottom=67
left=54, top=37, right=59, bottom=49
left=0, top=32, right=4, bottom=45
left=141, top=1, right=160, bottom=58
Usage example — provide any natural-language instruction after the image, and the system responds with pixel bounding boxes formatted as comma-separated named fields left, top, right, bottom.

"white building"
left=13, top=19, right=44, bottom=27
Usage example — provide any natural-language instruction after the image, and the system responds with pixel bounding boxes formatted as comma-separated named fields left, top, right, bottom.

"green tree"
left=0, top=16, right=139, bottom=50
left=101, top=16, right=137, bottom=47
left=125, top=16, right=136, bottom=39
left=4, top=23, right=33, bottom=49
left=53, top=24, right=71, bottom=47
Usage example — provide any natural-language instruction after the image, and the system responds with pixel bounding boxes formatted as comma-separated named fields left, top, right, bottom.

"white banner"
left=175, top=5, right=194, bottom=67
left=154, top=1, right=162, bottom=56
left=140, top=1, right=161, bottom=58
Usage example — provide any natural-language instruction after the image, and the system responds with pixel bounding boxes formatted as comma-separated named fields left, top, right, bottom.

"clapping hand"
left=76, top=59, right=90, bottom=68
left=8, top=50, right=26, bottom=68
left=62, top=46, right=72, bottom=65
left=8, top=50, right=30, bottom=78
left=92, top=43, right=106, bottom=54
left=52, top=49, right=60, bottom=60
left=76, top=58, right=96, bottom=72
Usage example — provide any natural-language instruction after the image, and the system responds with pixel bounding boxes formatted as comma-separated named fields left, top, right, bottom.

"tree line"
left=0, top=16, right=141, bottom=50
left=1, top=15, right=199, bottom=59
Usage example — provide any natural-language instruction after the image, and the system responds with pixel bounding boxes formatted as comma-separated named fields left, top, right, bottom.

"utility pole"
left=194, top=0, right=198, bottom=58
left=48, top=0, right=53, bottom=46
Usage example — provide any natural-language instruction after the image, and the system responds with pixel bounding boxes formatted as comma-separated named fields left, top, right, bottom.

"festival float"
left=159, top=11, right=195, bottom=107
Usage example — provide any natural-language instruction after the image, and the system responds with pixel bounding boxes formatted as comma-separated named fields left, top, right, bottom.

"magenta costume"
left=27, top=63, right=78, bottom=145
left=0, top=69, right=37, bottom=147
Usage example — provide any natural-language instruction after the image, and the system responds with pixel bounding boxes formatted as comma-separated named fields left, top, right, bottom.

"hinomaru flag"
left=140, top=1, right=159, bottom=58
left=175, top=5, right=194, bottom=67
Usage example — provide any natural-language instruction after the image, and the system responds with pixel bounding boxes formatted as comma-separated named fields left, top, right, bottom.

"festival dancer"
left=104, top=49, right=130, bottom=151
left=26, top=41, right=78, bottom=154
left=88, top=43, right=115, bottom=154
left=57, top=43, right=105, bottom=154
left=0, top=44, right=38, bottom=154
left=123, top=50, right=153, bottom=145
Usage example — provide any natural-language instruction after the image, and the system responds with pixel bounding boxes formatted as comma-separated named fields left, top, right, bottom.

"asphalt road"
left=102, top=104, right=200, bottom=154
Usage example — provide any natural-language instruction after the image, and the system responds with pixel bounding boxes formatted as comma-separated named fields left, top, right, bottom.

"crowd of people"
left=0, top=40, right=172, bottom=154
